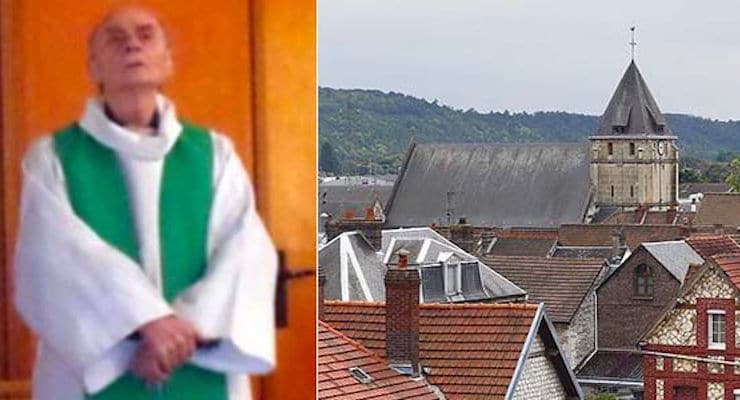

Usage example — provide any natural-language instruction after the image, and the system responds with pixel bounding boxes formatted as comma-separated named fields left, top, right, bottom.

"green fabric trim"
left=53, top=122, right=227, bottom=399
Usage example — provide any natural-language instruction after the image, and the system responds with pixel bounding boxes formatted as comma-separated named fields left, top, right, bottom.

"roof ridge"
left=325, top=299, right=540, bottom=312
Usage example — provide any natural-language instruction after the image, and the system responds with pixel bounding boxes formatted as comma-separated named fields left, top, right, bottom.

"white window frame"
left=444, top=262, right=462, bottom=296
left=733, top=388, right=740, bottom=400
left=708, top=309, right=726, bottom=350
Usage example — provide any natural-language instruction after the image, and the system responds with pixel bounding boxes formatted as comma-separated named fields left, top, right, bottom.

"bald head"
left=88, top=5, right=173, bottom=94
left=88, top=5, right=169, bottom=55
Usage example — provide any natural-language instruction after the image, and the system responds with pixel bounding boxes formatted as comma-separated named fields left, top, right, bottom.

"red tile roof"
left=712, top=253, right=740, bottom=290
left=480, top=255, right=605, bottom=323
left=318, top=321, right=439, bottom=400
left=686, top=235, right=740, bottom=260
left=323, top=301, right=539, bottom=399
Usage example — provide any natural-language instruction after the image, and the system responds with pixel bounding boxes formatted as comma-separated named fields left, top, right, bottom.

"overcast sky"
left=319, top=0, right=740, bottom=121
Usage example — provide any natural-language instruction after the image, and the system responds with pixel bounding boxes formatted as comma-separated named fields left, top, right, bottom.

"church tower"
left=589, top=60, right=678, bottom=210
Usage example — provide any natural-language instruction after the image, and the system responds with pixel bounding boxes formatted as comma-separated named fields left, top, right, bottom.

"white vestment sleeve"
left=13, top=139, right=173, bottom=394
left=173, top=134, right=277, bottom=375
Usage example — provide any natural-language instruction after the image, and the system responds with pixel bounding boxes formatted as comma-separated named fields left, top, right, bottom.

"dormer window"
left=444, top=262, right=462, bottom=296
left=613, top=126, right=625, bottom=134
left=657, top=125, right=664, bottom=133
left=635, top=264, right=653, bottom=297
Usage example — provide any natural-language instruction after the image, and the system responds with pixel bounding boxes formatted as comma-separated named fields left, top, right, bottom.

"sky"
left=319, top=0, right=740, bottom=121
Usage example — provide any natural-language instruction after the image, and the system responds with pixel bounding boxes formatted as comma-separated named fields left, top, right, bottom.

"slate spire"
left=596, top=61, right=671, bottom=136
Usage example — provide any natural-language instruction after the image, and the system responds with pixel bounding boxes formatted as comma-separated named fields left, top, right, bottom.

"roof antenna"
left=629, top=26, right=637, bottom=61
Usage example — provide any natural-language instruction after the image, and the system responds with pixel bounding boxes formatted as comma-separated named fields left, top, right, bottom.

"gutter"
left=577, top=378, right=643, bottom=388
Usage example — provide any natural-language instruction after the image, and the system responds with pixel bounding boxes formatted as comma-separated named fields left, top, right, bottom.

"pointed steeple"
left=595, top=61, right=671, bottom=136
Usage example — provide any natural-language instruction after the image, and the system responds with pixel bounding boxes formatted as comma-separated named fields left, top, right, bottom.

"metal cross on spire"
left=629, top=26, right=637, bottom=60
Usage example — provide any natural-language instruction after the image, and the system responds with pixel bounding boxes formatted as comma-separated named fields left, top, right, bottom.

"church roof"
left=595, top=61, right=671, bottom=137
left=384, top=142, right=592, bottom=228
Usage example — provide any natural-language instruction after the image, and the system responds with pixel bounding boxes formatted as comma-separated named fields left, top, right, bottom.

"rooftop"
left=480, top=255, right=606, bottom=323
left=323, top=301, right=544, bottom=399
left=318, top=321, right=440, bottom=400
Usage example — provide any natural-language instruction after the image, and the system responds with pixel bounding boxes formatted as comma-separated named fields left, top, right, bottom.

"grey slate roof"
left=320, top=228, right=526, bottom=303
left=318, top=232, right=386, bottom=302
left=642, top=240, right=704, bottom=282
left=577, top=350, right=643, bottom=382
left=487, top=237, right=556, bottom=257
left=551, top=245, right=627, bottom=261
left=595, top=61, right=671, bottom=136
left=385, top=142, right=592, bottom=228
left=318, top=183, right=392, bottom=220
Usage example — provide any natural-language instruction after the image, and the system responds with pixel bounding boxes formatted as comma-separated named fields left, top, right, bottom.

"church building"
left=589, top=60, right=679, bottom=211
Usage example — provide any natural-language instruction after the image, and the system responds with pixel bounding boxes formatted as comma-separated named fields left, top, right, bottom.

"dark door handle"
left=275, top=250, right=315, bottom=328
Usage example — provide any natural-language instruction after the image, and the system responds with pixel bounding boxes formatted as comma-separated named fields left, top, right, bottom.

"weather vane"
left=629, top=26, right=637, bottom=60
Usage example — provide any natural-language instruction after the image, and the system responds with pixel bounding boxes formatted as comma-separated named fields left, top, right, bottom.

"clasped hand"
left=130, top=315, right=203, bottom=385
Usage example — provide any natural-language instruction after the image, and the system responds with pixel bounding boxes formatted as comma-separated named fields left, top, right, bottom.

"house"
left=320, top=252, right=584, bottom=399
left=318, top=228, right=526, bottom=303
left=481, top=255, right=608, bottom=368
left=580, top=240, right=704, bottom=398
left=679, top=183, right=732, bottom=214
left=640, top=253, right=740, bottom=400
left=694, top=193, right=740, bottom=232
left=686, top=235, right=740, bottom=260
left=318, top=178, right=393, bottom=231
left=318, top=321, right=442, bottom=399
left=558, top=224, right=689, bottom=250
left=485, top=228, right=559, bottom=257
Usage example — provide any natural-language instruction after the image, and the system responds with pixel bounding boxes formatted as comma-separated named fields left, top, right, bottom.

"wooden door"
left=251, top=0, right=317, bottom=398
left=0, top=1, right=316, bottom=399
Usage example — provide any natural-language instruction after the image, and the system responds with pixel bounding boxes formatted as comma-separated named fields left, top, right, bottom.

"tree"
left=319, top=141, right=340, bottom=173
left=726, top=157, right=740, bottom=191
left=679, top=167, right=704, bottom=183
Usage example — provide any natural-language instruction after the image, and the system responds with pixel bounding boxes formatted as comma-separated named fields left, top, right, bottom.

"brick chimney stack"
left=384, top=249, right=421, bottom=376
left=450, top=217, right=474, bottom=253
left=611, top=229, right=625, bottom=259
left=666, top=206, right=677, bottom=225
left=318, top=264, right=326, bottom=321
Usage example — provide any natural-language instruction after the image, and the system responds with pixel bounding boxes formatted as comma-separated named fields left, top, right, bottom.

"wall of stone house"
left=557, top=292, right=596, bottom=369
left=647, top=267, right=740, bottom=346
left=512, top=334, right=569, bottom=400
left=597, top=248, right=682, bottom=348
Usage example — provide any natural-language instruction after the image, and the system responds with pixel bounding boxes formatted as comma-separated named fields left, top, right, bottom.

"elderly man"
left=13, top=5, right=276, bottom=400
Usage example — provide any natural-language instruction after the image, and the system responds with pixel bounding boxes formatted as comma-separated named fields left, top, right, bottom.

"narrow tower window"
left=630, top=142, right=635, bottom=155
left=608, top=142, right=613, bottom=155
left=630, top=185, right=634, bottom=198
left=611, top=185, right=615, bottom=198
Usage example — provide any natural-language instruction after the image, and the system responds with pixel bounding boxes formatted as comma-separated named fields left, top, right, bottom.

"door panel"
left=251, top=0, right=316, bottom=398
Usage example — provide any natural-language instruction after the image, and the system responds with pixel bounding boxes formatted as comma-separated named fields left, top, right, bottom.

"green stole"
left=53, top=123, right=228, bottom=400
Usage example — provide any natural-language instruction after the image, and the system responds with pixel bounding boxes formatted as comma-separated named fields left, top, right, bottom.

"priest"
left=13, top=5, right=276, bottom=399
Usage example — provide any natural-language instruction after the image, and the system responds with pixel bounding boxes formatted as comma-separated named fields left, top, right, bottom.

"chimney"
left=611, top=229, right=624, bottom=258
left=325, top=219, right=383, bottom=250
left=450, top=217, right=474, bottom=253
left=384, top=249, right=420, bottom=376
left=318, top=264, right=326, bottom=321
left=666, top=206, right=677, bottom=225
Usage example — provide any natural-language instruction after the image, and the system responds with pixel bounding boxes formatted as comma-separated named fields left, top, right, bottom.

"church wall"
left=590, top=138, right=678, bottom=207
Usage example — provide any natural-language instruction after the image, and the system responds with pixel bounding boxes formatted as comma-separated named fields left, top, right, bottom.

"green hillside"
left=319, top=87, right=740, bottom=175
